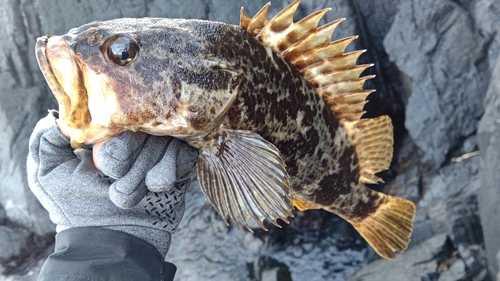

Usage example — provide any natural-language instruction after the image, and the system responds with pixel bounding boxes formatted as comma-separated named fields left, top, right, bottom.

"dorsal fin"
left=240, top=0, right=393, bottom=184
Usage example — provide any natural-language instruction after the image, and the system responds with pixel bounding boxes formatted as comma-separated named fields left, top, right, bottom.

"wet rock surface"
left=1, top=0, right=499, bottom=280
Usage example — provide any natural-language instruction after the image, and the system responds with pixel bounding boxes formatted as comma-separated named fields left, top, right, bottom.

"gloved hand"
left=27, top=111, right=198, bottom=256
left=92, top=122, right=197, bottom=209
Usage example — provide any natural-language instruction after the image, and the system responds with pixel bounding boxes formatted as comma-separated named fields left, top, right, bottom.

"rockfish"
left=35, top=0, right=415, bottom=259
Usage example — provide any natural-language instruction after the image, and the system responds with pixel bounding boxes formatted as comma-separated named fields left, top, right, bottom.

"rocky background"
left=0, top=0, right=499, bottom=280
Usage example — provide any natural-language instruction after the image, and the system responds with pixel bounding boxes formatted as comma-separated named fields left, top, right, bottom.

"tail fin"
left=348, top=194, right=415, bottom=259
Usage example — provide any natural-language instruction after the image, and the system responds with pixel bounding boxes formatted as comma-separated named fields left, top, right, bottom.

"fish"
left=35, top=0, right=415, bottom=259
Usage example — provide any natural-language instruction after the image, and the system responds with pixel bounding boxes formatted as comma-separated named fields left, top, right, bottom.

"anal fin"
left=348, top=194, right=415, bottom=260
left=191, top=129, right=294, bottom=232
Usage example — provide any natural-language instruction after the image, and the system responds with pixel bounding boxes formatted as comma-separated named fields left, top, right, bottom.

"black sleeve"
left=38, top=227, right=177, bottom=281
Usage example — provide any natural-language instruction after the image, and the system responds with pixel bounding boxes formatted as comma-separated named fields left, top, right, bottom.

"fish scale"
left=35, top=0, right=415, bottom=260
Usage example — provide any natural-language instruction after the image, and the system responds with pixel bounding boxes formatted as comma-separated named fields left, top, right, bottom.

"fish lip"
left=35, top=35, right=68, bottom=105
left=36, top=35, right=79, bottom=125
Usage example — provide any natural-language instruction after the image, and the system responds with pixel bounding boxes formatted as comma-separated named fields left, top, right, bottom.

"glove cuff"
left=104, top=225, right=172, bottom=257
left=40, top=227, right=176, bottom=281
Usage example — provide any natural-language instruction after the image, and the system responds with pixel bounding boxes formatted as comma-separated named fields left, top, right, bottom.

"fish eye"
left=102, top=35, right=140, bottom=66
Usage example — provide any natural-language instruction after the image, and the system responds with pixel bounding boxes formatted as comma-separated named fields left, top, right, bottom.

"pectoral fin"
left=192, top=129, right=294, bottom=232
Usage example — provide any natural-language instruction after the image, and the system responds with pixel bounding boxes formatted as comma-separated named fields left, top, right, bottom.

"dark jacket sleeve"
left=38, top=227, right=177, bottom=281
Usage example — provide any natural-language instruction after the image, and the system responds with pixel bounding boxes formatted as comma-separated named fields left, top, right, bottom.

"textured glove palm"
left=27, top=111, right=198, bottom=256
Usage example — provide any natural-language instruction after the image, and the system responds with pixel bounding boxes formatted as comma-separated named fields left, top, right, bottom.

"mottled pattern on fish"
left=35, top=0, right=415, bottom=260
left=189, top=23, right=370, bottom=218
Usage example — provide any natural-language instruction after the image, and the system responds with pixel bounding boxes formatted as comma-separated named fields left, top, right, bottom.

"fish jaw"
left=36, top=35, right=123, bottom=146
left=36, top=35, right=74, bottom=130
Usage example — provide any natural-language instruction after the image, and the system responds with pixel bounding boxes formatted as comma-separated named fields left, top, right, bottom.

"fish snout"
left=36, top=34, right=87, bottom=144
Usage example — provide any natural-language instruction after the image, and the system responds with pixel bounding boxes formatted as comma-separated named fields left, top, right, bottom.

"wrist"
left=103, top=225, right=172, bottom=257
left=57, top=224, right=172, bottom=257
left=40, top=227, right=176, bottom=281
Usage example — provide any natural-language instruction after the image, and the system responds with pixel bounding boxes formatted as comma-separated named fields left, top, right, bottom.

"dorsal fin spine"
left=257, top=0, right=300, bottom=44
left=282, top=20, right=343, bottom=62
left=307, top=65, right=372, bottom=88
left=241, top=3, right=271, bottom=36
left=275, top=8, right=332, bottom=52
left=297, top=38, right=361, bottom=75
left=319, top=75, right=375, bottom=97
left=263, top=0, right=300, bottom=31
left=240, top=7, right=251, bottom=31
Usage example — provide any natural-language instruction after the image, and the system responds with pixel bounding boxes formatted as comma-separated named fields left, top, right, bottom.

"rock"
left=0, top=0, right=58, bottom=234
left=384, top=136, right=422, bottom=202
left=350, top=0, right=409, bottom=139
left=445, top=195, right=490, bottom=280
left=0, top=205, right=6, bottom=225
left=0, top=240, right=53, bottom=281
left=248, top=256, right=292, bottom=281
left=383, top=0, right=490, bottom=168
left=477, top=52, right=500, bottom=279
left=497, top=251, right=500, bottom=281
left=458, top=244, right=489, bottom=280
left=476, top=3, right=500, bottom=275
left=0, top=227, right=29, bottom=261
left=437, top=258, right=466, bottom=281
left=348, top=232, right=489, bottom=281
left=347, top=233, right=448, bottom=281
left=446, top=196, right=483, bottom=247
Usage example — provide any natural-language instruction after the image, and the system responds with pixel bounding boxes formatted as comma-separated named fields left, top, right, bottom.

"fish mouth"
left=36, top=35, right=106, bottom=146
left=36, top=35, right=83, bottom=123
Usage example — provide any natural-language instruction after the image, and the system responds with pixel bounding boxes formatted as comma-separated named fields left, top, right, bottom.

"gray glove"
left=94, top=126, right=197, bottom=209
left=27, top=111, right=198, bottom=256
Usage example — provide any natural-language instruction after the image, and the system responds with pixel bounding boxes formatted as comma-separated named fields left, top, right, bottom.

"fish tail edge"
left=348, top=194, right=415, bottom=260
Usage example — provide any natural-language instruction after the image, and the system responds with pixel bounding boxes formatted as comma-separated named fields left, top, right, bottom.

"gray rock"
left=477, top=50, right=500, bottom=279
left=445, top=195, right=490, bottom=280
left=384, top=137, right=422, bottom=202
left=0, top=205, right=6, bottom=224
left=446, top=195, right=483, bottom=247
left=384, top=0, right=490, bottom=168
left=347, top=233, right=447, bottom=281
left=349, top=231, right=489, bottom=281
left=476, top=3, right=500, bottom=275
left=458, top=244, right=489, bottom=281
left=0, top=227, right=29, bottom=261
left=437, top=258, right=466, bottom=281
left=248, top=256, right=292, bottom=281
left=497, top=250, right=500, bottom=281
left=0, top=0, right=56, bottom=237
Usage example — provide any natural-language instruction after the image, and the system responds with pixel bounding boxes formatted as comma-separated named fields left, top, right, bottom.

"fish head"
left=36, top=18, right=244, bottom=146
